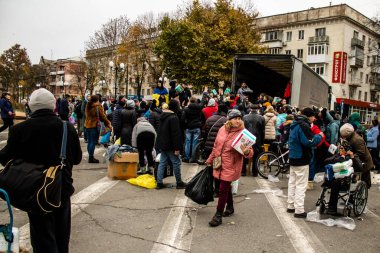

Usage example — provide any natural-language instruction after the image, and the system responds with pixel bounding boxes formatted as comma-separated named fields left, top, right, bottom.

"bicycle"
left=255, top=142, right=289, bottom=179
left=192, top=138, right=206, bottom=165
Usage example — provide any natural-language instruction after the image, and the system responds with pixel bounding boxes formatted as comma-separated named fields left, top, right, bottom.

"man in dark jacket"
left=242, top=103, right=265, bottom=176
left=287, top=108, right=323, bottom=218
left=0, top=88, right=82, bottom=253
left=111, top=97, right=126, bottom=141
left=0, top=93, right=15, bottom=133
left=156, top=100, right=187, bottom=189
left=59, top=95, right=70, bottom=121
left=181, top=96, right=203, bottom=163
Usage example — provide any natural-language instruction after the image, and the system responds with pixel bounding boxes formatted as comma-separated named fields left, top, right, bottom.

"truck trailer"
left=231, top=54, right=331, bottom=109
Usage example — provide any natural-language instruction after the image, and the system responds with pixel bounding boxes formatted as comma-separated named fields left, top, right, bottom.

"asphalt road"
left=0, top=128, right=379, bottom=252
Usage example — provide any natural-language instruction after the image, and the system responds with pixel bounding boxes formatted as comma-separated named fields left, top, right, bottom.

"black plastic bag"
left=185, top=166, right=214, bottom=205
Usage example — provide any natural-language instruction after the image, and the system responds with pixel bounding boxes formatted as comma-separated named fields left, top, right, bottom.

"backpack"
left=74, top=101, right=83, bottom=118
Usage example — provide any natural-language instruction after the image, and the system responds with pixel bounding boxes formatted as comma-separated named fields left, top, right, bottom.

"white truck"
left=231, top=54, right=331, bottom=108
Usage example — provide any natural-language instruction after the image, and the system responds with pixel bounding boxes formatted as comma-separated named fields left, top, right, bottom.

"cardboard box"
left=113, top=152, right=139, bottom=163
left=232, top=129, right=256, bottom=155
left=108, top=161, right=138, bottom=180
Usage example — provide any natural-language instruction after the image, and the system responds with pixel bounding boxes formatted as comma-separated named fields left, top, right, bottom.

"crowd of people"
left=0, top=78, right=379, bottom=251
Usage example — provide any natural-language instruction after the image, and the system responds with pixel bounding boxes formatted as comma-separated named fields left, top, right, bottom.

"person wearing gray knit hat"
left=340, top=123, right=355, bottom=138
left=227, top=109, right=242, bottom=120
left=28, top=88, right=56, bottom=113
left=126, top=99, right=135, bottom=109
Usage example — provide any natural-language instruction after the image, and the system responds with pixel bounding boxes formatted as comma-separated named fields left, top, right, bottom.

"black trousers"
left=28, top=198, right=71, bottom=253
left=327, top=179, right=348, bottom=211
left=0, top=118, right=14, bottom=133
left=137, top=132, right=155, bottom=167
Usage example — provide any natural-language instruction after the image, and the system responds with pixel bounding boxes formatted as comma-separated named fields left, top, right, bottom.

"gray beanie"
left=29, top=88, right=56, bottom=112
left=227, top=109, right=242, bottom=120
left=340, top=123, right=355, bottom=138
left=126, top=100, right=134, bottom=108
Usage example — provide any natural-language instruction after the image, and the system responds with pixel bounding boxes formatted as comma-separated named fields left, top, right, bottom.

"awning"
left=336, top=98, right=380, bottom=110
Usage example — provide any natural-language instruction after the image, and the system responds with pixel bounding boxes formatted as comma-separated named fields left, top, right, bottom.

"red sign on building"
left=341, top=52, right=347, bottom=84
left=332, top=52, right=342, bottom=83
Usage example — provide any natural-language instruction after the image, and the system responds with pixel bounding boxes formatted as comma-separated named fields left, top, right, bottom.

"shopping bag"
left=185, top=166, right=214, bottom=205
left=99, top=131, right=111, bottom=144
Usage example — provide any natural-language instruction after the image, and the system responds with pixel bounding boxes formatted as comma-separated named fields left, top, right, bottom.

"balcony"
left=308, top=36, right=329, bottom=44
left=349, top=57, right=363, bottom=68
left=306, top=54, right=329, bottom=64
left=371, top=66, right=380, bottom=74
left=351, top=37, right=364, bottom=48
left=265, top=40, right=283, bottom=48
left=370, top=83, right=380, bottom=91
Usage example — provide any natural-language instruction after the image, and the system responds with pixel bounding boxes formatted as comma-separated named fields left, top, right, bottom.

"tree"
left=154, top=0, right=265, bottom=88
left=0, top=44, right=32, bottom=101
left=119, top=12, right=162, bottom=99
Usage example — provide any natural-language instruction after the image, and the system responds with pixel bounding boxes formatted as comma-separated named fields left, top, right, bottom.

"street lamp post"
left=18, top=85, right=22, bottom=103
left=109, top=61, right=124, bottom=99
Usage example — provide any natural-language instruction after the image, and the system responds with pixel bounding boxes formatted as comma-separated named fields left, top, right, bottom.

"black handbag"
left=0, top=121, right=68, bottom=213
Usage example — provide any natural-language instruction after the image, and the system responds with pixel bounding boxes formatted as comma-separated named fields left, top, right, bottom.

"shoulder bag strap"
left=60, top=121, right=68, bottom=164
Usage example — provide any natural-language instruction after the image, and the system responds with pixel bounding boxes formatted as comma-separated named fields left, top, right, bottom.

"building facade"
left=257, top=4, right=380, bottom=123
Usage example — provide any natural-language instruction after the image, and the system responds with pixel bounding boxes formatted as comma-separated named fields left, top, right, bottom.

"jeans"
left=85, top=128, right=98, bottom=157
left=157, top=151, right=182, bottom=184
left=184, top=128, right=201, bottom=160
left=287, top=165, right=309, bottom=214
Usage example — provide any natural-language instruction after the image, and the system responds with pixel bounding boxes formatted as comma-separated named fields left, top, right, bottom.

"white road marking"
left=19, top=176, right=118, bottom=251
left=255, top=178, right=328, bottom=253
left=151, top=164, right=199, bottom=253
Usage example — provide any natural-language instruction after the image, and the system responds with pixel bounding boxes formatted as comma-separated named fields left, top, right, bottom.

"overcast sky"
left=0, top=0, right=379, bottom=64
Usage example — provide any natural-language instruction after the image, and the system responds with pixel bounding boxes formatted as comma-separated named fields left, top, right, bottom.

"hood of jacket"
left=291, top=115, right=313, bottom=140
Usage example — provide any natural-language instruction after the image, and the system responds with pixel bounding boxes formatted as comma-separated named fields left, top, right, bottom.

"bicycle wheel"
left=192, top=143, right=205, bottom=165
left=256, top=151, right=282, bottom=179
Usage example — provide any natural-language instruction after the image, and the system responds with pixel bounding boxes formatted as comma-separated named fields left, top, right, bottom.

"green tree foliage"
left=0, top=44, right=32, bottom=100
left=154, top=0, right=265, bottom=87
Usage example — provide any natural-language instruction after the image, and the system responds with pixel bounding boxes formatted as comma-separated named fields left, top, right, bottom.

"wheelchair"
left=315, top=172, right=368, bottom=217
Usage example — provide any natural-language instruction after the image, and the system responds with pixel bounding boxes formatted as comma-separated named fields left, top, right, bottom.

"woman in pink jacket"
left=206, top=109, right=253, bottom=227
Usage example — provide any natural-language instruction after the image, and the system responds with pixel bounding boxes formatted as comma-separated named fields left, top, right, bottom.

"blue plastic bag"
left=100, top=131, right=111, bottom=144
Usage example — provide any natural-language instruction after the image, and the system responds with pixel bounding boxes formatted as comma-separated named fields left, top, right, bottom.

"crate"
left=108, top=152, right=139, bottom=180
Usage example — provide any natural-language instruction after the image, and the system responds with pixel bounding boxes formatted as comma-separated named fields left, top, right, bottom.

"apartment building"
left=257, top=4, right=380, bottom=123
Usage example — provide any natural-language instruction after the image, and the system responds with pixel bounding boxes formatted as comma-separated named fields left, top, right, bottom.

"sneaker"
left=176, top=181, right=187, bottom=189
left=156, top=183, right=165, bottom=190
left=294, top=212, right=307, bottom=218
left=286, top=208, right=295, bottom=213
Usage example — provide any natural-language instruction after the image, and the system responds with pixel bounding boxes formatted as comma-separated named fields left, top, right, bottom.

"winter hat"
left=301, top=107, right=315, bottom=118
left=227, top=109, right=242, bottom=120
left=29, top=88, right=56, bottom=112
left=207, top=98, right=216, bottom=107
left=340, top=123, right=355, bottom=138
left=265, top=105, right=275, bottom=113
left=126, top=100, right=134, bottom=108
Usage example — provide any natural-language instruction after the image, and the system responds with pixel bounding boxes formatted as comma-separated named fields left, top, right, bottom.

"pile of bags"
left=325, top=159, right=354, bottom=181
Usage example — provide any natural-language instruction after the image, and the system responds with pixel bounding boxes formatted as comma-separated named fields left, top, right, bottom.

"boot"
left=89, top=156, right=99, bottom=163
left=209, top=211, right=223, bottom=227
left=223, top=205, right=234, bottom=217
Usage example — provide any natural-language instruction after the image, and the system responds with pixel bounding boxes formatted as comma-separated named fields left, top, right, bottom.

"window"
left=366, top=74, right=369, bottom=84
left=353, top=31, right=359, bottom=39
left=265, top=31, right=279, bottom=41
left=129, top=89, right=132, bottom=95
left=147, top=89, right=151, bottom=95
left=298, top=30, right=304, bottom=40
left=315, top=28, right=326, bottom=37
left=358, top=90, right=362, bottom=100
left=297, top=49, right=303, bottom=59
left=362, top=35, right=366, bottom=45
left=285, top=50, right=291, bottom=55
left=286, top=31, right=292, bottom=41
left=368, top=38, right=372, bottom=50
left=360, top=72, right=363, bottom=83
left=367, top=56, right=371, bottom=66
left=268, top=48, right=281, bottom=54
left=364, top=92, right=368, bottom=101
left=307, top=44, right=328, bottom=55
left=141, top=89, right=145, bottom=95
left=309, top=64, right=325, bottom=76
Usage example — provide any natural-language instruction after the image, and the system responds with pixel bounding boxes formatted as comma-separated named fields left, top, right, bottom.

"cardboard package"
left=231, top=129, right=256, bottom=155
left=108, top=152, right=139, bottom=180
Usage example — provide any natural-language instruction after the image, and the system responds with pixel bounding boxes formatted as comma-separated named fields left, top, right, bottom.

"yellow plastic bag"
left=127, top=174, right=157, bottom=189
left=115, top=138, right=121, bottom=145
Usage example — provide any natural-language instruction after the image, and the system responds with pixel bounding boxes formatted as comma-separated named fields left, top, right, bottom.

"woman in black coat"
left=0, top=88, right=82, bottom=253
left=120, top=100, right=137, bottom=146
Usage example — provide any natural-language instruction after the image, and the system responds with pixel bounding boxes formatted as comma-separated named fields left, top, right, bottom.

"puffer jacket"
left=206, top=125, right=253, bottom=182
left=149, top=108, right=162, bottom=133
left=182, top=102, right=202, bottom=129
left=120, top=108, right=137, bottom=146
left=275, top=113, right=287, bottom=137
left=156, top=110, right=182, bottom=151
left=131, top=119, right=156, bottom=147
left=264, top=112, right=277, bottom=140
left=346, top=132, right=373, bottom=188
left=203, top=113, right=227, bottom=156
left=289, top=115, right=322, bottom=166
left=85, top=102, right=111, bottom=129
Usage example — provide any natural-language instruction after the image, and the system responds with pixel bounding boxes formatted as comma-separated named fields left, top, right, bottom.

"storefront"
left=336, top=98, right=380, bottom=124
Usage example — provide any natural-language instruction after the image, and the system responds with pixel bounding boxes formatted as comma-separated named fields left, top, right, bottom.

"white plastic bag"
left=155, top=153, right=161, bottom=163
left=314, top=173, right=325, bottom=183
left=268, top=175, right=280, bottom=182
left=231, top=180, right=239, bottom=195
left=335, top=217, right=356, bottom=231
